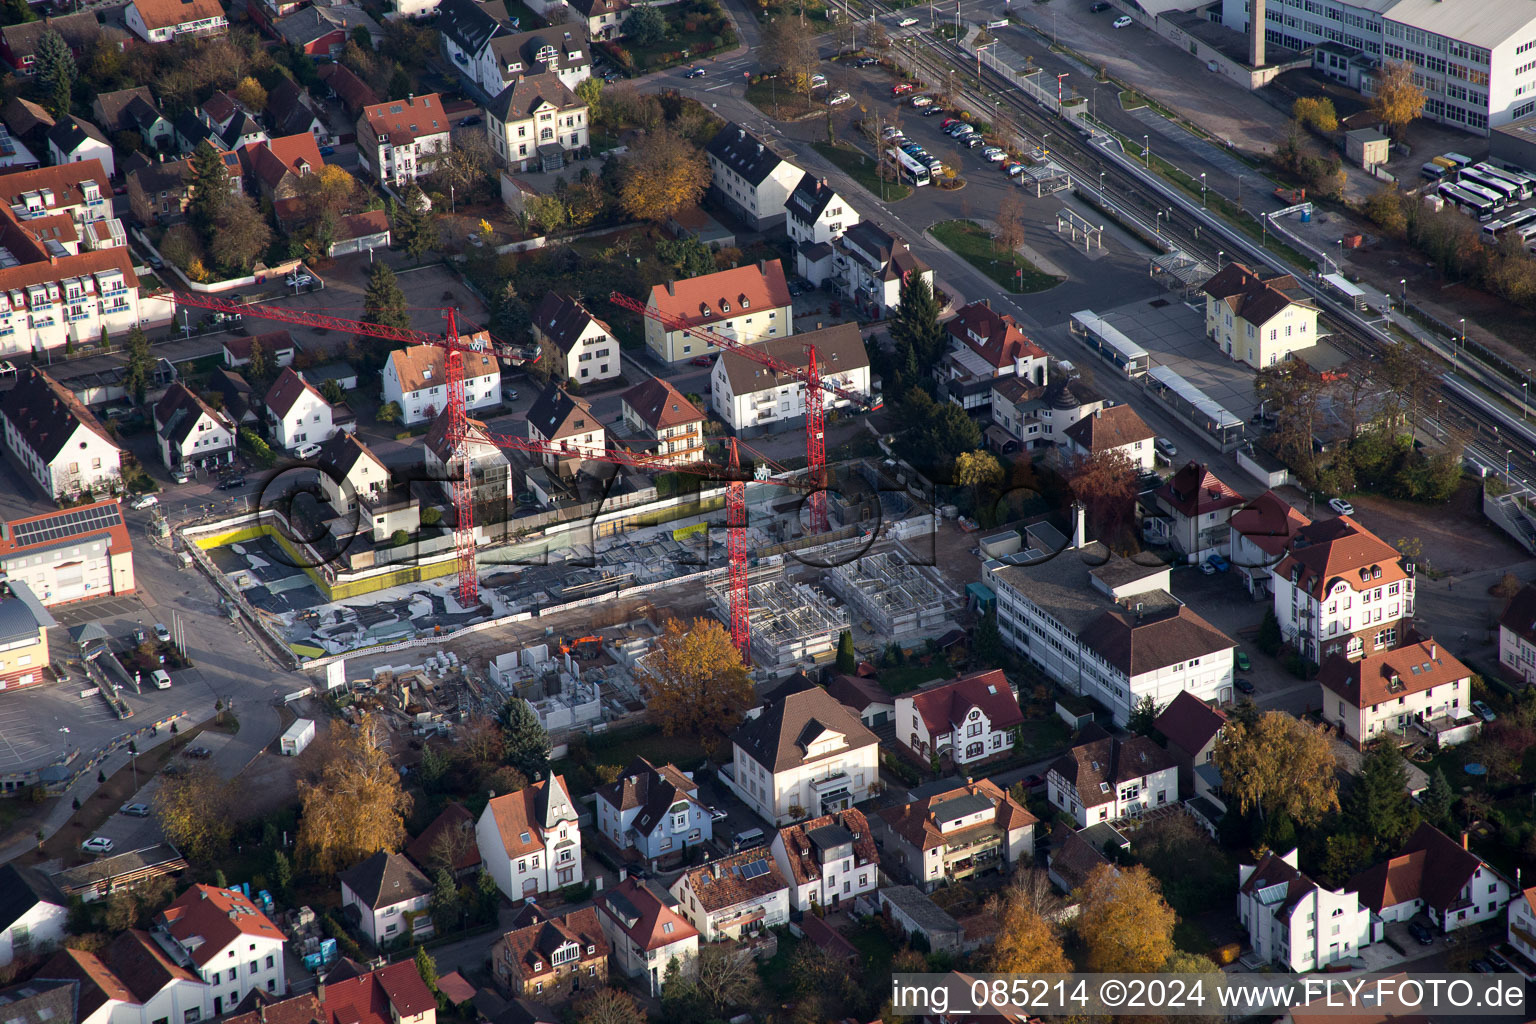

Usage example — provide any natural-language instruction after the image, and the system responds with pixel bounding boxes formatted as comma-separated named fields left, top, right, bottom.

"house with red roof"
left=620, top=376, right=704, bottom=459
left=0, top=499, right=133, bottom=605
left=150, top=884, right=286, bottom=1016
left=594, top=878, right=698, bottom=995
left=1228, top=489, right=1311, bottom=597
left=356, top=94, right=450, bottom=187
left=475, top=775, right=582, bottom=902
left=1046, top=725, right=1178, bottom=828
left=1151, top=690, right=1226, bottom=795
left=238, top=133, right=324, bottom=203
left=1061, top=404, right=1157, bottom=472
left=1506, top=883, right=1536, bottom=966
left=874, top=779, right=1036, bottom=892
left=1271, top=513, right=1415, bottom=665
left=939, top=300, right=1048, bottom=412
left=643, top=258, right=792, bottom=363
left=1203, top=261, right=1318, bottom=370
left=768, top=807, right=878, bottom=910
left=1348, top=823, right=1512, bottom=934
left=895, top=669, right=1024, bottom=769
left=1317, top=637, right=1477, bottom=748
left=488, top=905, right=608, bottom=1003
left=1148, top=460, right=1246, bottom=563
left=316, top=957, right=435, bottom=1024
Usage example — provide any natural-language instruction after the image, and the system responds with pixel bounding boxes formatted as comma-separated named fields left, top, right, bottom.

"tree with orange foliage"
left=636, top=617, right=752, bottom=750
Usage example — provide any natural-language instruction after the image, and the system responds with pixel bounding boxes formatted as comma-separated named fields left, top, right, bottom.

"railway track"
left=865, top=11, right=1536, bottom=487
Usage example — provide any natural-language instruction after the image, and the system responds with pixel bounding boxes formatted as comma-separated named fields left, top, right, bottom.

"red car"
left=892, top=82, right=916, bottom=95
left=940, top=117, right=961, bottom=128
left=691, top=355, right=713, bottom=367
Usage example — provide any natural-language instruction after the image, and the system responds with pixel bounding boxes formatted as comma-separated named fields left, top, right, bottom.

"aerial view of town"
left=7, top=0, right=1536, bottom=1017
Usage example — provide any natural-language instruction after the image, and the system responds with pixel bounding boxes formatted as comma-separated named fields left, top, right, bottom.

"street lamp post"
left=1143, top=134, right=1150, bottom=168
left=1457, top=317, right=1465, bottom=370
left=1508, top=449, right=1514, bottom=486
left=1200, top=171, right=1206, bottom=209
left=1399, top=278, right=1406, bottom=304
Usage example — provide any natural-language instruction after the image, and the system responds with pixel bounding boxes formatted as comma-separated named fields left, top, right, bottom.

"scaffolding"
left=822, top=551, right=958, bottom=637
left=710, top=569, right=849, bottom=674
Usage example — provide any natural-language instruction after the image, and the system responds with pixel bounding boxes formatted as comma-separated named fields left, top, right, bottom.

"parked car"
left=1090, top=0, right=1111, bottom=8
left=1472, top=960, right=1494, bottom=973
left=709, top=806, right=728, bottom=822
left=828, top=91, right=851, bottom=105
left=151, top=669, right=172, bottom=689
left=962, top=136, right=986, bottom=149
left=1020, top=773, right=1046, bottom=790
left=1235, top=678, right=1255, bottom=694
left=81, top=837, right=114, bottom=854
left=294, top=442, right=323, bottom=459
left=170, top=467, right=191, bottom=484
left=951, top=125, right=976, bottom=138
left=218, top=474, right=246, bottom=490
left=1486, top=950, right=1512, bottom=971
left=910, top=94, right=933, bottom=107
left=1004, top=162, right=1027, bottom=177
left=1201, top=561, right=1217, bottom=575
left=1328, top=497, right=1355, bottom=515
left=1408, top=921, right=1434, bottom=945
left=1473, top=700, right=1497, bottom=722
left=892, top=82, right=916, bottom=94
left=154, top=623, right=171, bottom=642
left=920, top=105, right=946, bottom=116
left=851, top=56, right=878, bottom=67
left=1236, top=650, right=1250, bottom=671
left=121, top=803, right=150, bottom=817
left=457, top=115, right=482, bottom=126
left=982, top=146, right=1007, bottom=162
left=184, top=746, right=212, bottom=759
left=691, top=355, right=713, bottom=367
left=1113, top=14, right=1133, bottom=26
left=1206, top=553, right=1230, bottom=572
left=881, top=126, right=904, bottom=140
left=0, top=360, right=17, bottom=378
left=319, top=145, right=336, bottom=156
left=810, top=73, right=827, bottom=89
left=940, top=117, right=962, bottom=128
left=286, top=272, right=314, bottom=288
left=685, top=67, right=706, bottom=78
left=502, top=385, right=519, bottom=400
left=130, top=494, right=158, bottom=510
left=1155, top=436, right=1178, bottom=459
left=897, top=15, right=918, bottom=25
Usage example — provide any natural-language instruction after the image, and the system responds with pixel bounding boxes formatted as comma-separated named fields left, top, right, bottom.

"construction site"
left=823, top=551, right=962, bottom=639
left=709, top=566, right=852, bottom=676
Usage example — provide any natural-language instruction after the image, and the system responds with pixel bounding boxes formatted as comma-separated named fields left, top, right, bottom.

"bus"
left=888, top=147, right=931, bottom=186
left=1440, top=183, right=1497, bottom=221
left=1483, top=208, right=1536, bottom=242
left=1495, top=164, right=1536, bottom=194
left=1459, top=170, right=1519, bottom=205
left=1454, top=178, right=1507, bottom=211
left=1472, top=163, right=1533, bottom=200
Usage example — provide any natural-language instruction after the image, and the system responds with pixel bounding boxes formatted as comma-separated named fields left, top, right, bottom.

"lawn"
left=929, top=220, right=1062, bottom=293
left=549, top=723, right=709, bottom=796
left=745, top=78, right=822, bottom=119
left=879, top=656, right=952, bottom=694
left=812, top=142, right=912, bottom=202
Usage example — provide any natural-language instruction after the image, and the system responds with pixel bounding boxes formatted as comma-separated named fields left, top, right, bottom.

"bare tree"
left=762, top=16, right=818, bottom=95
left=995, top=194, right=1027, bottom=253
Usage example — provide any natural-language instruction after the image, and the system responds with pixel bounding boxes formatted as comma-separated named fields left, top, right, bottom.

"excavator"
left=559, top=635, right=603, bottom=661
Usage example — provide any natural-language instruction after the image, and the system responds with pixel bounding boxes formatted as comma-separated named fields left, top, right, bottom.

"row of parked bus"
left=1421, top=153, right=1536, bottom=241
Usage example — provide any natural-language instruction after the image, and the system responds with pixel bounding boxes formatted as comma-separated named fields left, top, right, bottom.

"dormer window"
left=721, top=300, right=731, bottom=313
left=422, top=368, right=432, bottom=380
left=507, top=62, right=523, bottom=73
left=537, top=43, right=558, bottom=65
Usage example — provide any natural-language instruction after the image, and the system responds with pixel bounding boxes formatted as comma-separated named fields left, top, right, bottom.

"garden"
left=598, top=0, right=737, bottom=73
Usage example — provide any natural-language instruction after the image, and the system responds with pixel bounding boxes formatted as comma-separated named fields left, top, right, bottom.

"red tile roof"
left=1318, top=637, right=1469, bottom=710
left=242, top=134, right=323, bottom=191
left=1151, top=690, right=1226, bottom=758
left=0, top=497, right=132, bottom=558
left=405, top=801, right=482, bottom=874
left=1229, top=489, right=1311, bottom=557
left=157, top=884, right=285, bottom=967
left=130, top=0, right=225, bottom=31
left=492, top=906, right=607, bottom=979
left=0, top=159, right=109, bottom=212
left=876, top=779, right=1036, bottom=852
left=945, top=300, right=1046, bottom=369
left=620, top=376, right=703, bottom=432
left=1348, top=824, right=1497, bottom=915
left=319, top=960, right=435, bottom=1024
left=1274, top=514, right=1409, bottom=601
left=106, top=929, right=198, bottom=1003
left=596, top=877, right=698, bottom=951
left=646, top=259, right=791, bottom=332
left=1155, top=461, right=1245, bottom=519
left=362, top=94, right=447, bottom=147
left=1048, top=727, right=1178, bottom=808
left=774, top=808, right=877, bottom=886
left=37, top=947, right=135, bottom=1018
left=907, top=669, right=1023, bottom=735
left=481, top=776, right=578, bottom=859
left=1063, top=404, right=1155, bottom=454
left=677, top=848, right=788, bottom=913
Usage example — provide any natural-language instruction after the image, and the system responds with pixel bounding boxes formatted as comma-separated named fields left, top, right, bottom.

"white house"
left=338, top=851, right=434, bottom=948
left=711, top=322, right=871, bottom=436
left=485, top=73, right=588, bottom=173
left=265, top=367, right=351, bottom=452
left=594, top=878, right=698, bottom=996
left=669, top=849, right=790, bottom=942
left=1146, top=461, right=1246, bottom=563
left=1238, top=849, right=1372, bottom=972
left=357, top=94, right=451, bottom=186
left=595, top=757, right=711, bottom=864
left=1507, top=885, right=1536, bottom=965
left=1227, top=490, right=1311, bottom=599
left=151, top=884, right=287, bottom=1016
left=0, top=161, right=112, bottom=227
left=1271, top=513, right=1415, bottom=665
left=526, top=383, right=605, bottom=477
left=383, top=343, right=500, bottom=425
left=1203, top=262, right=1319, bottom=369
left=988, top=375, right=1107, bottom=453
left=0, top=367, right=123, bottom=501
left=620, top=377, right=705, bottom=459
left=896, top=669, right=1024, bottom=769
left=768, top=808, right=879, bottom=911
left=1061, top=405, right=1157, bottom=472
left=46, top=117, right=114, bottom=178
left=316, top=431, right=390, bottom=513
left=474, top=27, right=591, bottom=99
left=705, top=123, right=801, bottom=230
left=987, top=508, right=1237, bottom=726
left=475, top=775, right=583, bottom=902
left=555, top=0, right=630, bottom=41
left=1497, top=583, right=1536, bottom=686
left=39, top=930, right=205, bottom=1024
left=874, top=779, right=1036, bottom=893
left=1317, top=637, right=1478, bottom=748
left=1349, top=824, right=1512, bottom=933
left=726, top=685, right=880, bottom=826
left=531, top=293, right=618, bottom=383
left=152, top=382, right=235, bottom=473
left=643, top=259, right=793, bottom=364
left=784, top=172, right=857, bottom=247
left=1047, top=727, right=1179, bottom=827
left=0, top=863, right=67, bottom=966
left=124, top=0, right=227, bottom=42
left=829, top=220, right=932, bottom=320
left=938, top=300, right=1049, bottom=412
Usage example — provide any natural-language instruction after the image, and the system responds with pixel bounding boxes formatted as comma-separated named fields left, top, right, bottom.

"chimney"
left=317, top=980, right=326, bottom=1005
left=1462, top=831, right=1469, bottom=850
left=1430, top=643, right=1436, bottom=659
left=1072, top=502, right=1086, bottom=550
left=666, top=281, right=675, bottom=296
left=1248, top=0, right=1266, bottom=67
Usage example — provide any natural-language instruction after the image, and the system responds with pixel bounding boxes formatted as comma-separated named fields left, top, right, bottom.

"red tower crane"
left=171, top=292, right=782, bottom=659
left=605, top=292, right=877, bottom=536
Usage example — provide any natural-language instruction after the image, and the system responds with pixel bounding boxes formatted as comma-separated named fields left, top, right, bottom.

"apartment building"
left=0, top=367, right=122, bottom=500
left=486, top=73, right=588, bottom=173
left=726, top=685, right=880, bottom=826
left=152, top=885, right=287, bottom=1016
left=595, top=757, right=711, bottom=864
left=1271, top=513, right=1415, bottom=665
left=1238, top=849, right=1372, bottom=972
left=530, top=293, right=617, bottom=383
left=1203, top=262, right=1319, bottom=370
left=784, top=173, right=858, bottom=247
left=1317, top=636, right=1477, bottom=747
left=357, top=94, right=450, bottom=185
left=619, top=377, right=705, bottom=459
left=669, top=849, right=790, bottom=941
left=988, top=375, right=1107, bottom=453
left=0, top=161, right=111, bottom=227
left=643, top=259, right=792, bottom=364
left=1508, top=885, right=1536, bottom=965
left=1146, top=461, right=1247, bottom=562
left=0, top=501, right=135, bottom=606
left=1047, top=727, right=1179, bottom=827
left=769, top=809, right=879, bottom=911
left=595, top=879, right=697, bottom=996
left=488, top=906, right=607, bottom=1003
left=0, top=581, right=54, bottom=694
left=829, top=220, right=932, bottom=319
left=710, top=323, right=871, bottom=435
left=1061, top=405, right=1157, bottom=472
left=938, top=300, right=1049, bottom=411
left=874, top=778, right=1036, bottom=892
left=705, top=123, right=801, bottom=230
left=382, top=343, right=500, bottom=425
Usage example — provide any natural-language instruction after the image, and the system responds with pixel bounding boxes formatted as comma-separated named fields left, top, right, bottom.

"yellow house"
left=644, top=260, right=794, bottom=363
left=0, top=579, right=56, bottom=693
left=1203, top=262, right=1319, bottom=369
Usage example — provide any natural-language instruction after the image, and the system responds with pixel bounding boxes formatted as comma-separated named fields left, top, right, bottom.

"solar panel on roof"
left=738, top=859, right=770, bottom=880
left=11, top=503, right=123, bottom=549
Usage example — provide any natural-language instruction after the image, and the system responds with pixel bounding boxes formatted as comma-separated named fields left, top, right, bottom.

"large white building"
left=0, top=500, right=135, bottom=606
left=0, top=863, right=67, bottom=966
left=1350, top=823, right=1512, bottom=933
left=357, top=94, right=451, bottom=186
left=152, top=884, right=287, bottom=1016
left=475, top=776, right=583, bottom=902
left=1216, top=0, right=1536, bottom=132
left=769, top=809, right=879, bottom=911
left=874, top=778, right=1036, bottom=893
left=726, top=685, right=880, bottom=826
left=485, top=73, right=588, bottom=173
left=705, top=123, right=802, bottom=230
left=1271, top=513, right=1415, bottom=665
left=0, top=367, right=122, bottom=500
left=530, top=293, right=618, bottom=383
left=784, top=173, right=858, bottom=248
left=710, top=323, right=871, bottom=435
left=986, top=510, right=1236, bottom=726
left=1203, top=262, right=1319, bottom=370
left=383, top=343, right=500, bottom=425
left=1238, top=849, right=1372, bottom=972
left=1047, top=727, right=1179, bottom=828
